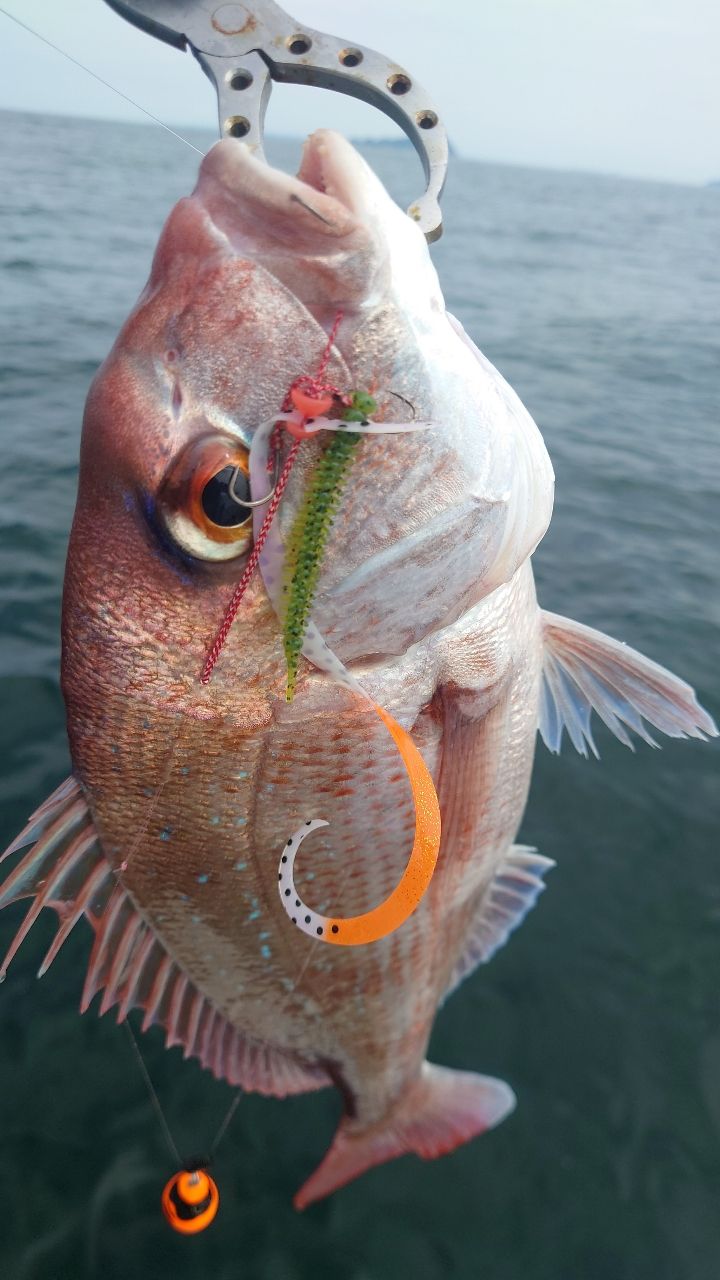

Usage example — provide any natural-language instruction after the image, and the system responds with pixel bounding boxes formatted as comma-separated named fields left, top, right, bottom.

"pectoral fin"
left=539, top=610, right=717, bottom=757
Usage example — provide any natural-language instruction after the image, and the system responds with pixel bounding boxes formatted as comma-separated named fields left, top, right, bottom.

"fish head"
left=64, top=132, right=554, bottom=718
left=198, top=129, right=555, bottom=664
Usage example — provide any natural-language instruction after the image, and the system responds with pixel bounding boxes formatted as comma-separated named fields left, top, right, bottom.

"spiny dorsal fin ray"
left=0, top=778, right=329, bottom=1098
left=444, top=845, right=555, bottom=1001
left=539, top=610, right=717, bottom=758
left=1, top=776, right=83, bottom=863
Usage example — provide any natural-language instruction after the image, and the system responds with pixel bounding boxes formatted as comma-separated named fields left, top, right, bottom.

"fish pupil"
left=201, top=466, right=251, bottom=527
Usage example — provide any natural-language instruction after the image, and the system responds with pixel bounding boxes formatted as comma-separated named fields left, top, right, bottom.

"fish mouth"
left=295, top=130, right=373, bottom=226
left=194, top=130, right=384, bottom=312
left=197, top=129, right=374, bottom=245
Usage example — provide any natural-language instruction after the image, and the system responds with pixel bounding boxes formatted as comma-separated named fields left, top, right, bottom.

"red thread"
left=200, top=440, right=301, bottom=684
left=200, top=311, right=344, bottom=684
left=281, top=309, right=345, bottom=410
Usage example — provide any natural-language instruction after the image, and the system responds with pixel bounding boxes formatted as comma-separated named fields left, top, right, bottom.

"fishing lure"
left=244, top=399, right=443, bottom=946
left=282, top=391, right=374, bottom=700
left=161, top=1168, right=220, bottom=1235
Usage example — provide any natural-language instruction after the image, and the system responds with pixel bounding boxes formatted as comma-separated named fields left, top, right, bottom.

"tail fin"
left=294, top=1063, right=515, bottom=1209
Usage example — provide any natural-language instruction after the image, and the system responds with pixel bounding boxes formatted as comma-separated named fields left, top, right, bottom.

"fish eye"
left=158, top=434, right=254, bottom=561
left=201, top=465, right=251, bottom=527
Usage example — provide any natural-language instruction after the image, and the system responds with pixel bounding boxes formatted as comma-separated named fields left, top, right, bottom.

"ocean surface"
left=0, top=109, right=718, bottom=1280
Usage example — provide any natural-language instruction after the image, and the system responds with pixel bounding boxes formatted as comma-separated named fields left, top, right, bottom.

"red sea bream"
left=1, top=132, right=715, bottom=1207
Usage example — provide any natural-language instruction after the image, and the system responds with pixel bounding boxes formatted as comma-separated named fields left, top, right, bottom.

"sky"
left=0, top=0, right=718, bottom=184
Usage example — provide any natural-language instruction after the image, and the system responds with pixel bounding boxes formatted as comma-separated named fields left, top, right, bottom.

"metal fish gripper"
left=102, top=0, right=449, bottom=240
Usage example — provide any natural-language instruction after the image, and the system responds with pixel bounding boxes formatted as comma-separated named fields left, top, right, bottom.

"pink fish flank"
left=1, top=132, right=715, bottom=1208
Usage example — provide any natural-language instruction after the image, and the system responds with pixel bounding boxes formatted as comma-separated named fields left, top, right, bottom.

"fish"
left=1, top=130, right=715, bottom=1210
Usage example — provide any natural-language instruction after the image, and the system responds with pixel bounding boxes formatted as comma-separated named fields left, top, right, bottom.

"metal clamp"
left=103, top=0, right=448, bottom=240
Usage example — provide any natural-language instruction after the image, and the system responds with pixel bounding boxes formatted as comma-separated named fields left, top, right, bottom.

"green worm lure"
left=282, top=391, right=377, bottom=699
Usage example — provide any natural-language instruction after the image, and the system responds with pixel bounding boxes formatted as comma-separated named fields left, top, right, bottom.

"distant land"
left=352, top=136, right=411, bottom=148
left=352, top=135, right=459, bottom=158
left=2, top=109, right=710, bottom=186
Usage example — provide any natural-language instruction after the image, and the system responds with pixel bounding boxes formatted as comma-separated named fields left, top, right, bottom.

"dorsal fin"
left=0, top=778, right=329, bottom=1098
left=444, top=846, right=555, bottom=1001
left=540, top=610, right=717, bottom=757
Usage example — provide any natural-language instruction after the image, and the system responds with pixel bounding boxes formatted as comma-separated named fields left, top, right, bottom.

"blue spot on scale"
left=210, top=815, right=221, bottom=826
left=235, top=816, right=247, bottom=827
left=197, top=873, right=209, bottom=885
left=248, top=909, right=261, bottom=921
left=160, top=827, right=173, bottom=842
left=234, top=861, right=247, bottom=871
left=259, top=931, right=270, bottom=940
left=260, top=945, right=272, bottom=960
left=237, top=770, right=249, bottom=780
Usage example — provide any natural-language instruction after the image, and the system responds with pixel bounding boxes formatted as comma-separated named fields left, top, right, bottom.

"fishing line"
left=0, top=5, right=204, bottom=157
left=123, top=1016, right=242, bottom=1167
left=208, top=1090, right=243, bottom=1160
left=123, top=1017, right=183, bottom=1169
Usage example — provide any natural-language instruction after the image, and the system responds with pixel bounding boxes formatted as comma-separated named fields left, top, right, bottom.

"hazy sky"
left=1, top=0, right=718, bottom=183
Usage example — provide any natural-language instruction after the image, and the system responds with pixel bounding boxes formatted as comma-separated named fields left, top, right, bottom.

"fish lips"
left=193, top=131, right=387, bottom=310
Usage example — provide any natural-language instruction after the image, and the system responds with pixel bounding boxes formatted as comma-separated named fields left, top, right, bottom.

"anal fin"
left=444, top=845, right=555, bottom=1000
left=295, top=1062, right=515, bottom=1209
left=0, top=778, right=329, bottom=1099
left=540, top=610, right=717, bottom=757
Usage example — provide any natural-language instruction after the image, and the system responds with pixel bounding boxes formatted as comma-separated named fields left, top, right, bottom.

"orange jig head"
left=161, top=1167, right=219, bottom=1235
left=283, top=386, right=336, bottom=439
left=289, top=386, right=334, bottom=418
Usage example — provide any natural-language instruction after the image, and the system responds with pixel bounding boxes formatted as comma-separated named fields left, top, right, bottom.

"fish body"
left=2, top=133, right=714, bottom=1207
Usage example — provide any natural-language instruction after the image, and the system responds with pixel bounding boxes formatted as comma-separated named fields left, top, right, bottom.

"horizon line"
left=0, top=103, right=712, bottom=192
